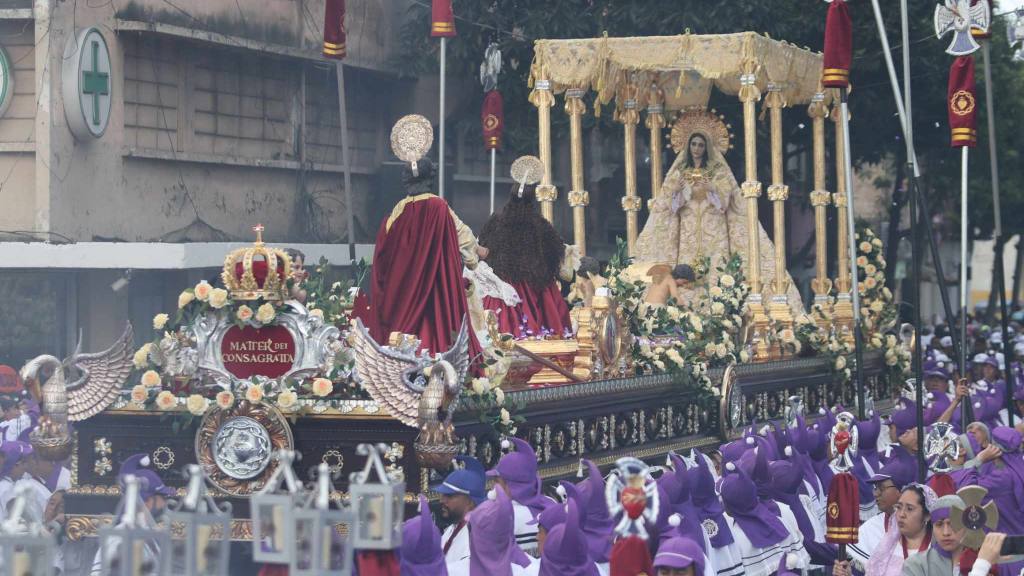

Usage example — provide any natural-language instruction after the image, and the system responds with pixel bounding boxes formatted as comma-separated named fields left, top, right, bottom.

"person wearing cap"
left=487, top=438, right=554, bottom=555
left=653, top=532, right=708, bottom=576
left=435, top=455, right=487, bottom=566
left=0, top=440, right=31, bottom=517
left=402, top=495, right=449, bottom=576
left=90, top=453, right=175, bottom=576
left=843, top=450, right=918, bottom=568
left=447, top=485, right=537, bottom=576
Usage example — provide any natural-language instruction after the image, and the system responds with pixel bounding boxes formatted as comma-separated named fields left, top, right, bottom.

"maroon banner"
left=948, top=56, right=978, bottom=148
left=826, top=472, right=860, bottom=544
left=823, top=0, right=852, bottom=88
left=323, top=0, right=346, bottom=60
left=431, top=0, right=456, bottom=37
left=220, top=325, right=296, bottom=379
left=482, top=90, right=504, bottom=150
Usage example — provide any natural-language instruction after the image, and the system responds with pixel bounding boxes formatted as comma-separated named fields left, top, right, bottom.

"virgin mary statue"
left=634, top=109, right=804, bottom=313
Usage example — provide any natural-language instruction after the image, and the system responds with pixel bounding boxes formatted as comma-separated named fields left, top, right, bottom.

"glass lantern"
left=98, top=475, right=172, bottom=576
left=291, top=463, right=353, bottom=575
left=0, top=484, right=56, bottom=576
left=167, top=465, right=232, bottom=576
left=348, top=443, right=405, bottom=550
left=251, top=450, right=302, bottom=564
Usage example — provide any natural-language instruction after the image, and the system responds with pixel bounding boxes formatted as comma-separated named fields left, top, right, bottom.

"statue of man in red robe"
left=367, top=157, right=484, bottom=360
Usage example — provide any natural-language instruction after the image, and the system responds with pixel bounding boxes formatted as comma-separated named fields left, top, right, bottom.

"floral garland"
left=604, top=239, right=749, bottom=396
left=129, top=277, right=365, bottom=427
left=792, top=226, right=910, bottom=388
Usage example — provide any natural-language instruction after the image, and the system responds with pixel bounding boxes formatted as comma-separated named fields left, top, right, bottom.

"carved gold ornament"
left=390, top=114, right=434, bottom=176
left=195, top=401, right=294, bottom=495
left=670, top=108, right=733, bottom=156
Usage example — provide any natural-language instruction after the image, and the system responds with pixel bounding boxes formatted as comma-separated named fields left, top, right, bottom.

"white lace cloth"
left=464, top=261, right=521, bottom=306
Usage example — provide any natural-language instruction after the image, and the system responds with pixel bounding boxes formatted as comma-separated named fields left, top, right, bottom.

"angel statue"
left=19, top=323, right=135, bottom=459
left=634, top=108, right=804, bottom=313
left=348, top=317, right=470, bottom=470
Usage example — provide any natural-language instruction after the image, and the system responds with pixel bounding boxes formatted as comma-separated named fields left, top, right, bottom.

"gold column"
left=832, top=98, right=854, bottom=341
left=645, top=80, right=666, bottom=204
left=531, top=72, right=557, bottom=221
left=619, top=76, right=642, bottom=256
left=808, top=90, right=833, bottom=328
left=565, top=88, right=589, bottom=255
left=739, top=65, right=769, bottom=359
left=765, top=83, right=792, bottom=327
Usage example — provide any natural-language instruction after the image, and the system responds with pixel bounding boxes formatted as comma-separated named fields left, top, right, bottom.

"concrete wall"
left=0, top=19, right=36, bottom=232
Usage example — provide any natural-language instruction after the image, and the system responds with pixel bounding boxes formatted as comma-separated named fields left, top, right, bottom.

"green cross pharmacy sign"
left=62, top=27, right=111, bottom=139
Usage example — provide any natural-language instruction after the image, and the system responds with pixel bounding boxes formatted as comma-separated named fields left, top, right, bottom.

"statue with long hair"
left=635, top=110, right=803, bottom=312
left=478, top=183, right=573, bottom=338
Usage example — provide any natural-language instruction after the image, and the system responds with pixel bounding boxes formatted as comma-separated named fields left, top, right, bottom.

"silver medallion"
left=702, top=518, right=719, bottom=538
left=213, top=416, right=273, bottom=480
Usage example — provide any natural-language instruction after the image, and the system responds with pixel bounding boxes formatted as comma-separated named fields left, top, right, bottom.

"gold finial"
left=252, top=223, right=265, bottom=245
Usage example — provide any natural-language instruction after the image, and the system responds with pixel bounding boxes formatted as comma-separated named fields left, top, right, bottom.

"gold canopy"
left=529, top=32, right=824, bottom=109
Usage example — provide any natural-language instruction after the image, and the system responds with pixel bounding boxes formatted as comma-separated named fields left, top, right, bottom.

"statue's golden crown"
left=220, top=224, right=292, bottom=301
left=670, top=107, right=733, bottom=156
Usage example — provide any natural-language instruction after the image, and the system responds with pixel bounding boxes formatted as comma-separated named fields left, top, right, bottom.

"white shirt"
left=723, top=503, right=810, bottom=576
left=0, top=413, right=31, bottom=442
left=442, top=521, right=471, bottom=565
left=848, top=511, right=888, bottom=568
left=446, top=555, right=540, bottom=576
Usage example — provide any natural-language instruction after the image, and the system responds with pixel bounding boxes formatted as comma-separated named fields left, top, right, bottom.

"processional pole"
left=823, top=0, right=866, bottom=421
left=322, top=0, right=357, bottom=264
left=935, top=0, right=992, bottom=429
left=480, top=43, right=504, bottom=215
left=431, top=0, right=457, bottom=199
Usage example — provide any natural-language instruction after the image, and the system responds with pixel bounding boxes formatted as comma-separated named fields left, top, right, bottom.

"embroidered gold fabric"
left=530, top=32, right=823, bottom=110
left=634, top=142, right=805, bottom=314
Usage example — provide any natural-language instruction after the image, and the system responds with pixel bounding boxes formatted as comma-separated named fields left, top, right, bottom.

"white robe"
left=446, top=555, right=541, bottom=576
left=0, top=413, right=31, bottom=443
left=512, top=501, right=541, bottom=556
left=723, top=503, right=810, bottom=576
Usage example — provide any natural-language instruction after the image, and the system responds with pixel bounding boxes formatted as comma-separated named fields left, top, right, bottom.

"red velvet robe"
left=369, top=194, right=481, bottom=359
left=483, top=281, right=571, bottom=338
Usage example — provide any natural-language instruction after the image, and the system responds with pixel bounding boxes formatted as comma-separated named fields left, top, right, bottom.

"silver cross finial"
left=934, top=0, right=990, bottom=56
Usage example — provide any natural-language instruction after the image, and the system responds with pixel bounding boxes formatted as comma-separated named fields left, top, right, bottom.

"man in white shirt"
left=434, top=455, right=486, bottom=568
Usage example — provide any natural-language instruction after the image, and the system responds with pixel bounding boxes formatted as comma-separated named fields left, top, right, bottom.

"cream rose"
left=133, top=344, right=152, bottom=369
left=860, top=241, right=873, bottom=254
left=141, top=369, right=162, bottom=388
left=780, top=329, right=795, bottom=343
left=256, top=303, right=276, bottom=324
left=865, top=277, right=878, bottom=289
left=471, top=378, right=488, bottom=395
left=499, top=408, right=512, bottom=424
left=691, top=316, right=703, bottom=333
left=277, top=389, right=298, bottom=410
left=130, top=385, right=148, bottom=404
left=709, top=286, right=724, bottom=298
left=309, top=309, right=325, bottom=320
left=153, top=313, right=169, bottom=330
left=835, top=356, right=847, bottom=370
left=236, top=305, right=254, bottom=322
left=245, top=385, right=265, bottom=404
left=873, top=237, right=883, bottom=247
left=194, top=281, right=212, bottom=302
left=716, top=343, right=728, bottom=358
left=178, top=290, right=195, bottom=309
left=208, top=288, right=229, bottom=309
left=494, top=387, right=505, bottom=406
left=654, top=360, right=666, bottom=371
left=856, top=256, right=868, bottom=267
left=711, top=302, right=725, bottom=316
left=865, top=264, right=877, bottom=276
left=156, top=390, right=177, bottom=410
left=216, top=390, right=234, bottom=410
left=740, top=350, right=751, bottom=363
left=312, top=377, right=333, bottom=397
left=720, top=275, right=735, bottom=288
left=186, top=394, right=209, bottom=416
left=870, top=300, right=884, bottom=313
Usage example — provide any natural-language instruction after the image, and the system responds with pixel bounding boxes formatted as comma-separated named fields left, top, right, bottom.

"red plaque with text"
left=220, top=325, right=296, bottom=379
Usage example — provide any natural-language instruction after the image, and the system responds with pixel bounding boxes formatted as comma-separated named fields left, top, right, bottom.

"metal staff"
left=430, top=0, right=457, bottom=198
left=480, top=43, right=503, bottom=215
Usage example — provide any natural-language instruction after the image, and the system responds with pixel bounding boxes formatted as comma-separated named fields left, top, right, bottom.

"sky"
left=1002, top=0, right=1024, bottom=13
